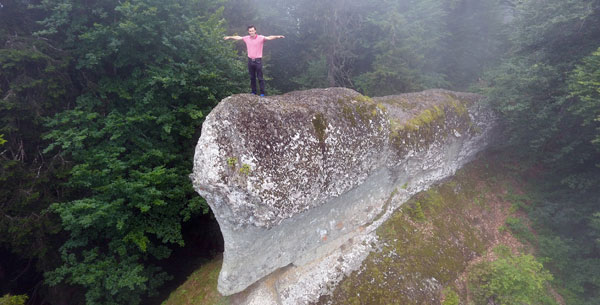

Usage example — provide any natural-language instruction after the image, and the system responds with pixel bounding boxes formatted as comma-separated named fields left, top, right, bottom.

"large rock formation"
left=190, top=88, right=496, bottom=297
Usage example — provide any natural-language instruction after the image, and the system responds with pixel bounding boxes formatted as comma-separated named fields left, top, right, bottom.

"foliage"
left=354, top=0, right=449, bottom=95
left=441, top=287, right=459, bottom=305
left=504, top=216, right=535, bottom=243
left=482, top=57, right=565, bottom=153
left=568, top=47, right=600, bottom=155
left=591, top=212, right=600, bottom=247
left=440, top=0, right=507, bottom=90
left=0, top=294, right=28, bottom=305
left=290, top=55, right=329, bottom=89
left=406, top=201, right=426, bottom=221
left=281, top=0, right=375, bottom=89
left=468, top=246, right=556, bottom=305
left=0, top=36, right=72, bottom=251
left=479, top=3, right=600, bottom=301
left=0, top=0, right=73, bottom=300
left=481, top=0, right=600, bottom=181
left=28, top=0, right=246, bottom=303
left=239, top=164, right=251, bottom=175
left=524, top=180, right=600, bottom=305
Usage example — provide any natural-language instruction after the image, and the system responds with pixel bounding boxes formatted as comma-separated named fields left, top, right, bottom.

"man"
left=224, top=25, right=285, bottom=96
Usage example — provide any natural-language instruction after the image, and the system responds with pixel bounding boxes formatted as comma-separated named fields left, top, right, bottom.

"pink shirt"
left=243, top=35, right=266, bottom=59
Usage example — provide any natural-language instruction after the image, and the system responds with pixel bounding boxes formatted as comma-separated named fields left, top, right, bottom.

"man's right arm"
left=224, top=35, right=243, bottom=41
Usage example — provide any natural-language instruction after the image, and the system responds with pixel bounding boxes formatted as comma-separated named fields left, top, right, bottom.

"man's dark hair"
left=247, top=25, right=256, bottom=30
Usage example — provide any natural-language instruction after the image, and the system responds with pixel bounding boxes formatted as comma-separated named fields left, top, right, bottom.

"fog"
left=223, top=0, right=512, bottom=95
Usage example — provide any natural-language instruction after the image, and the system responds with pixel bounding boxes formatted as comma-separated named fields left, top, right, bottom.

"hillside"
left=162, top=150, right=559, bottom=305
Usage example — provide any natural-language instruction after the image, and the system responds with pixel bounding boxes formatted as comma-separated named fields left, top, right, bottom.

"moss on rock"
left=386, top=95, right=475, bottom=156
left=312, top=112, right=328, bottom=147
left=315, top=156, right=513, bottom=305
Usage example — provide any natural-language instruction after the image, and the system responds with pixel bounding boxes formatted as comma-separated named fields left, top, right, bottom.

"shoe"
left=260, top=94, right=265, bottom=97
left=251, top=92, right=257, bottom=95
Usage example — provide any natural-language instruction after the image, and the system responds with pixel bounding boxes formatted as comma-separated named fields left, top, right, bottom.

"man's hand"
left=224, top=35, right=243, bottom=41
left=265, top=35, right=285, bottom=41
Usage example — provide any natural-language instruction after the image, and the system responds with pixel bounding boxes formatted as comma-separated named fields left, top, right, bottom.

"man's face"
left=248, top=27, right=257, bottom=37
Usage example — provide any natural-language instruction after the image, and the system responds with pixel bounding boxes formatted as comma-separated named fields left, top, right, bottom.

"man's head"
left=247, top=25, right=257, bottom=38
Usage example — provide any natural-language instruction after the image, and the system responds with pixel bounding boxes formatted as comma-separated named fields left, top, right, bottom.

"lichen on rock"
left=190, top=87, right=496, bottom=297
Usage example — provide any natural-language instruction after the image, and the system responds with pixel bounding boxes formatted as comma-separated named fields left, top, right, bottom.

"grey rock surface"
left=190, top=87, right=496, bottom=296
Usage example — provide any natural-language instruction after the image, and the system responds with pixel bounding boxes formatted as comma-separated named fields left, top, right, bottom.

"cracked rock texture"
left=190, top=87, right=496, bottom=297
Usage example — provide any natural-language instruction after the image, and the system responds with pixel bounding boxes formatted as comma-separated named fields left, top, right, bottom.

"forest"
left=1, top=0, right=599, bottom=304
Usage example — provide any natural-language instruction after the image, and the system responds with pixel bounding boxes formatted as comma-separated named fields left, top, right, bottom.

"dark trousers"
left=248, top=58, right=265, bottom=95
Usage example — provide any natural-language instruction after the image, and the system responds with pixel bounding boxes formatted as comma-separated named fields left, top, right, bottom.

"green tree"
left=468, top=246, right=556, bottom=305
left=1, top=0, right=73, bottom=301
left=592, top=212, right=600, bottom=247
left=481, top=0, right=600, bottom=187
left=354, top=0, right=449, bottom=95
left=277, top=0, right=376, bottom=89
left=568, top=47, right=600, bottom=155
left=479, top=3, right=600, bottom=303
left=440, top=0, right=507, bottom=90
left=34, top=0, right=245, bottom=303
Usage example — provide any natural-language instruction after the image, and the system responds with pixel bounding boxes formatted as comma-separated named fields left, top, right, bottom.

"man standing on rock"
left=224, top=25, right=285, bottom=96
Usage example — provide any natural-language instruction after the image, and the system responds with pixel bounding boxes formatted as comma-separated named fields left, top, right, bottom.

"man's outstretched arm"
left=224, top=35, right=243, bottom=40
left=265, top=35, right=285, bottom=41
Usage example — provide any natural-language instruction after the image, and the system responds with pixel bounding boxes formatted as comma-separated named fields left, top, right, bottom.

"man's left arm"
left=265, top=35, right=285, bottom=41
